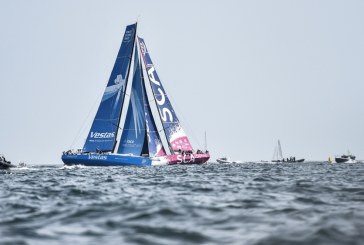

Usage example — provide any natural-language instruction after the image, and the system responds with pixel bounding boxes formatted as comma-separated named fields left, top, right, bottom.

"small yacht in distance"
left=216, top=157, right=241, bottom=164
left=335, top=152, right=356, bottom=163
left=271, top=140, right=304, bottom=163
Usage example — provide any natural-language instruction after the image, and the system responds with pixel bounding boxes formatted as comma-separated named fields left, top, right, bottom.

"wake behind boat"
left=62, top=23, right=210, bottom=167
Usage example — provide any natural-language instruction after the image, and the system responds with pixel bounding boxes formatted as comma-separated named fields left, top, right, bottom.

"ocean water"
left=1, top=162, right=364, bottom=245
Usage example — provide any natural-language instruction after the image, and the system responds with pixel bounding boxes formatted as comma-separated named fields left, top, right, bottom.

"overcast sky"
left=0, top=0, right=363, bottom=164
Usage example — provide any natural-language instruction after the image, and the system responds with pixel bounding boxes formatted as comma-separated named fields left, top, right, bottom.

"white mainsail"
left=272, top=140, right=283, bottom=161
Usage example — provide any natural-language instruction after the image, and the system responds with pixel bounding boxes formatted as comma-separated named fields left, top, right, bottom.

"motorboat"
left=0, top=155, right=16, bottom=169
left=216, top=157, right=241, bottom=164
left=335, top=153, right=356, bottom=163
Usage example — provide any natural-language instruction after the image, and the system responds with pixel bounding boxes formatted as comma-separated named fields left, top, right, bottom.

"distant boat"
left=335, top=152, right=356, bottom=163
left=271, top=140, right=305, bottom=163
left=61, top=23, right=210, bottom=166
left=0, top=154, right=16, bottom=169
left=217, top=157, right=233, bottom=164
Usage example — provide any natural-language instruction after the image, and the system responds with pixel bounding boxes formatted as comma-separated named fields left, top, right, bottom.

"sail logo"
left=177, top=154, right=195, bottom=163
left=147, top=67, right=173, bottom=122
left=123, top=29, right=134, bottom=42
left=90, top=132, right=115, bottom=139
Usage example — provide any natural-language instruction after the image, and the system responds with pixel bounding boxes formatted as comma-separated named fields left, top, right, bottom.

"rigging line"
left=69, top=89, right=104, bottom=150
left=140, top=58, right=203, bottom=149
left=158, top=78, right=203, bottom=149
left=157, top=125, right=174, bottom=133
left=71, top=25, right=136, bottom=151
left=142, top=50, right=201, bottom=147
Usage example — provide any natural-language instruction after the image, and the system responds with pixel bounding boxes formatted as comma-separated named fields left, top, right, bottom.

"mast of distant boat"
left=278, top=140, right=283, bottom=160
left=204, top=131, right=207, bottom=152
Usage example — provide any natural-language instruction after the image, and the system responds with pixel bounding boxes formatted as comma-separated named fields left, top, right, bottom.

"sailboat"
left=271, top=140, right=304, bottom=163
left=61, top=23, right=210, bottom=166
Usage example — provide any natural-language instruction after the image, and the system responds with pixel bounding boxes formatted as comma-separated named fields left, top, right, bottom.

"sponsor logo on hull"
left=88, top=155, right=107, bottom=160
left=176, top=154, right=195, bottom=164
left=167, top=154, right=210, bottom=165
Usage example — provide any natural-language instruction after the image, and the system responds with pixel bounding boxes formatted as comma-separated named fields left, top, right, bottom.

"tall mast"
left=112, top=23, right=138, bottom=153
left=204, top=131, right=207, bottom=151
left=278, top=140, right=283, bottom=159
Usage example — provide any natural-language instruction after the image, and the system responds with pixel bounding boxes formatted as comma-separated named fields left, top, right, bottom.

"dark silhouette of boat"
left=271, top=140, right=305, bottom=163
left=335, top=152, right=356, bottom=163
left=0, top=155, right=16, bottom=169
left=216, top=157, right=241, bottom=164
left=272, top=158, right=305, bottom=163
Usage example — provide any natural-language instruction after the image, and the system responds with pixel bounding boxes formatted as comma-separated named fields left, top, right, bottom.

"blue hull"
left=62, top=154, right=152, bottom=167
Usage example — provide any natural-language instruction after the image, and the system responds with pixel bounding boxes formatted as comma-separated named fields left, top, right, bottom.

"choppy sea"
left=1, top=162, right=364, bottom=245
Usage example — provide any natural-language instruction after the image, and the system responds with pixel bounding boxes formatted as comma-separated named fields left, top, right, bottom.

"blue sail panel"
left=138, top=37, right=194, bottom=153
left=83, top=24, right=137, bottom=153
left=142, top=77, right=166, bottom=157
left=117, top=47, right=147, bottom=155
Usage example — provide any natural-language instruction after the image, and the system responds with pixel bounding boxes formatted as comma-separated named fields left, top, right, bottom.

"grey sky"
left=0, top=0, right=363, bottom=164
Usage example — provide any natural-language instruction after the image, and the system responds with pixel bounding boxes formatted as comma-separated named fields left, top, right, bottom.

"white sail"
left=272, top=140, right=283, bottom=161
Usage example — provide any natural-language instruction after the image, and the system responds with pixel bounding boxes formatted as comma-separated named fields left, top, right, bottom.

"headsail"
left=83, top=24, right=137, bottom=153
left=118, top=45, right=148, bottom=156
left=137, top=37, right=194, bottom=153
left=141, top=72, right=166, bottom=157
